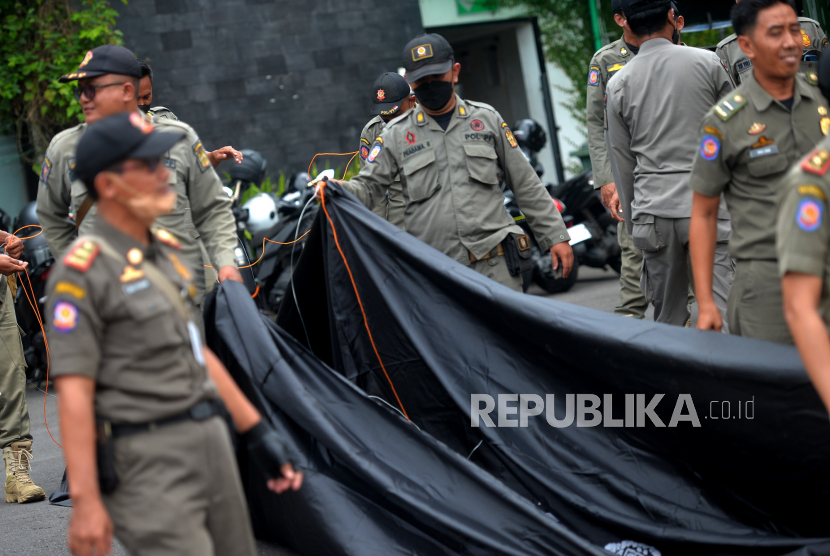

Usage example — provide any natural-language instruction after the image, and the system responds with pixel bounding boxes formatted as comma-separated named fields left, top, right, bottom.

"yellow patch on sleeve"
left=798, top=184, right=828, bottom=201
left=54, top=281, right=86, bottom=299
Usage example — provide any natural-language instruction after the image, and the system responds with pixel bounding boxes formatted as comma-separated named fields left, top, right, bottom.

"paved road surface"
left=2, top=266, right=671, bottom=555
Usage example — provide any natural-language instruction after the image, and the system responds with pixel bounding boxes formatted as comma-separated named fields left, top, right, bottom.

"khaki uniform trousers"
left=0, top=277, right=31, bottom=449
left=728, top=259, right=793, bottom=344
left=615, top=221, right=649, bottom=318
left=470, top=253, right=523, bottom=292
left=635, top=216, right=733, bottom=327
left=105, top=416, right=256, bottom=556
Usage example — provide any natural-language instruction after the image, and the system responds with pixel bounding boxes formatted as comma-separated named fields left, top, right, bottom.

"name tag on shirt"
left=749, top=145, right=779, bottom=158
left=188, top=321, right=206, bottom=366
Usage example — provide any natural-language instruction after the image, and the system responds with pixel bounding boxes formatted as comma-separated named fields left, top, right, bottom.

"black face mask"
left=671, top=24, right=680, bottom=45
left=138, top=104, right=151, bottom=114
left=413, top=80, right=454, bottom=111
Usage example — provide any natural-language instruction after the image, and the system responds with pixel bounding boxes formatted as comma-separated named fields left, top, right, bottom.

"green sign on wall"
left=456, top=0, right=497, bottom=15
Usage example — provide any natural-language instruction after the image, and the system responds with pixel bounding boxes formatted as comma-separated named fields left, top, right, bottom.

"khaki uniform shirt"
left=359, top=115, right=405, bottom=227
left=146, top=106, right=178, bottom=120
left=36, top=114, right=237, bottom=272
left=605, top=38, right=734, bottom=232
left=342, top=96, right=569, bottom=265
left=716, top=17, right=827, bottom=86
left=45, top=219, right=217, bottom=424
left=776, top=140, right=830, bottom=327
left=690, top=73, right=826, bottom=261
left=586, top=36, right=636, bottom=189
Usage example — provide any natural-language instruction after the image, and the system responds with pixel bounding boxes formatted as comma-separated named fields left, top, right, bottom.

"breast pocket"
left=402, top=148, right=440, bottom=203
left=462, top=142, right=499, bottom=186
left=747, top=153, right=789, bottom=178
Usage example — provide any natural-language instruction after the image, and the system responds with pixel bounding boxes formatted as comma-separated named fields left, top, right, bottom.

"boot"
left=3, top=441, right=46, bottom=503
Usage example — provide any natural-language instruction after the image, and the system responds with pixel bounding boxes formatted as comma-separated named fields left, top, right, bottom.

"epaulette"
left=801, top=149, right=830, bottom=176
left=154, top=228, right=181, bottom=249
left=464, top=99, right=499, bottom=115
left=63, top=240, right=100, bottom=272
left=806, top=72, right=819, bottom=85
left=713, top=92, right=747, bottom=121
left=715, top=33, right=738, bottom=49
left=148, top=106, right=178, bottom=121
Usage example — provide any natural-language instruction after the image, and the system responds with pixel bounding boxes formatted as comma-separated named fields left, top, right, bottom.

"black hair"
left=85, top=180, right=100, bottom=200
left=626, top=1, right=673, bottom=36
left=140, top=60, right=153, bottom=85
left=731, top=0, right=796, bottom=37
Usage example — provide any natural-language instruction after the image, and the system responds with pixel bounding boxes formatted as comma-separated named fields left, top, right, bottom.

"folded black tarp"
left=207, top=184, right=830, bottom=556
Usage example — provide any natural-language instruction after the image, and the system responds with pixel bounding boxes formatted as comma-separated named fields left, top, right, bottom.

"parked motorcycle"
left=11, top=202, right=54, bottom=383
left=509, top=119, right=621, bottom=294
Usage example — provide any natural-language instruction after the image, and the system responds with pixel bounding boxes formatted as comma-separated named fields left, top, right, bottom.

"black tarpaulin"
left=207, top=184, right=830, bottom=556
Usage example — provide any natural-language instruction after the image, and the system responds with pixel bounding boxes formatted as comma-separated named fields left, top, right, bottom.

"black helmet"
left=228, top=149, right=267, bottom=184
left=512, top=119, right=547, bottom=153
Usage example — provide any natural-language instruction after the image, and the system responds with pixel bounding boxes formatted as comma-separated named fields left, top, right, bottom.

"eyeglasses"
left=109, top=157, right=164, bottom=174
left=73, top=82, right=126, bottom=101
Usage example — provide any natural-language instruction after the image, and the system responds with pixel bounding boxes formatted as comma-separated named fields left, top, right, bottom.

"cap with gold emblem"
left=58, top=45, right=142, bottom=83
left=402, top=34, right=454, bottom=84
left=370, top=72, right=411, bottom=116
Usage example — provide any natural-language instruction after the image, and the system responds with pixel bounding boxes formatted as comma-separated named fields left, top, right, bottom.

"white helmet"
left=242, top=193, right=279, bottom=235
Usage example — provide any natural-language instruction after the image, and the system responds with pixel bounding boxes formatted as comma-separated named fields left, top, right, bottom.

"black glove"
left=243, top=420, right=294, bottom=477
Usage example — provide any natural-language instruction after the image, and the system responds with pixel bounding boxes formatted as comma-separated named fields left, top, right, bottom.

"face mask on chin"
left=113, top=176, right=177, bottom=224
left=413, top=80, right=454, bottom=111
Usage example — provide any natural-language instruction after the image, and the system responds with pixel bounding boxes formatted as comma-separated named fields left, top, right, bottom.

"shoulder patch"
left=502, top=122, right=518, bottom=148
left=367, top=143, right=382, bottom=163
left=588, top=66, right=600, bottom=86
left=359, top=145, right=370, bottom=160
left=802, top=149, right=830, bottom=176
left=52, top=301, right=79, bottom=333
left=40, top=156, right=52, bottom=185
left=807, top=72, right=819, bottom=85
left=154, top=228, right=181, bottom=249
left=63, top=241, right=99, bottom=272
left=192, top=141, right=211, bottom=172
left=796, top=198, right=823, bottom=231
left=714, top=93, right=747, bottom=121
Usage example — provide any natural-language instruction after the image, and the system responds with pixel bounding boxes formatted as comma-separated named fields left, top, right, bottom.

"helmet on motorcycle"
left=242, top=193, right=279, bottom=235
left=289, top=172, right=312, bottom=193
left=512, top=119, right=547, bottom=153
left=229, top=149, right=267, bottom=185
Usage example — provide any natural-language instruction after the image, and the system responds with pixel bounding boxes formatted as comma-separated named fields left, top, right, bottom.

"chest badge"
left=127, top=248, right=143, bottom=266
left=471, top=119, right=485, bottom=131
left=405, top=131, right=416, bottom=145
left=822, top=117, right=830, bottom=136
left=747, top=123, right=766, bottom=135
left=620, top=46, right=628, bottom=57
left=120, top=266, right=145, bottom=283
left=750, top=136, right=774, bottom=149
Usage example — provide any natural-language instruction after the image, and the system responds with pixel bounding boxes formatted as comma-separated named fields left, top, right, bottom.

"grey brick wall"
left=114, top=0, right=423, bottom=178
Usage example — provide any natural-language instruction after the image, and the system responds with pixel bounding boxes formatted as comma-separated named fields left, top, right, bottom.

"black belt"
left=101, top=399, right=224, bottom=440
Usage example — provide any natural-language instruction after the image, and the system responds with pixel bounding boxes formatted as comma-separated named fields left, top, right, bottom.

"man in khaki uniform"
left=329, top=34, right=572, bottom=292
left=587, top=0, right=647, bottom=318
left=606, top=0, right=734, bottom=327
left=0, top=233, right=45, bottom=503
left=690, top=0, right=826, bottom=344
left=717, top=0, right=826, bottom=86
left=36, top=45, right=242, bottom=310
left=47, top=113, right=302, bottom=556
left=358, top=72, right=413, bottom=229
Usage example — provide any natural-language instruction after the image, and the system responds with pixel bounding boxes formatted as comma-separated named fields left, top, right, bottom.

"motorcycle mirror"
left=316, top=169, right=335, bottom=181
left=223, top=186, right=234, bottom=198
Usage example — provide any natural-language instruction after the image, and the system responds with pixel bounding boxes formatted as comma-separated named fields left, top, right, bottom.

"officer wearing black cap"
left=36, top=45, right=241, bottom=318
left=326, top=33, right=572, bottom=292
left=606, top=0, right=734, bottom=327
left=586, top=0, right=648, bottom=319
left=691, top=0, right=826, bottom=344
left=45, top=112, right=302, bottom=556
left=358, top=72, right=415, bottom=229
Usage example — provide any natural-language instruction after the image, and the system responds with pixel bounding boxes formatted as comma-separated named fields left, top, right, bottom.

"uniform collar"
left=745, top=72, right=814, bottom=113
left=92, top=218, right=159, bottom=262
left=413, top=94, right=468, bottom=131
left=637, top=37, right=672, bottom=53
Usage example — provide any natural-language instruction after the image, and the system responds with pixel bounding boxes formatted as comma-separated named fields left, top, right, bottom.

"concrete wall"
left=114, top=0, right=423, bottom=178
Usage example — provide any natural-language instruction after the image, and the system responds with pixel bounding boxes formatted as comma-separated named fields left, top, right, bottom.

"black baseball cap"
left=75, top=112, right=185, bottom=188
left=612, top=0, right=623, bottom=12
left=371, top=72, right=411, bottom=116
left=402, top=34, right=454, bottom=84
left=59, top=45, right=142, bottom=83
left=622, top=0, right=671, bottom=17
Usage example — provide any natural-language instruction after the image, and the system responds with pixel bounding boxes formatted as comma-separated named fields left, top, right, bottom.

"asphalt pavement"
left=0, top=266, right=640, bottom=556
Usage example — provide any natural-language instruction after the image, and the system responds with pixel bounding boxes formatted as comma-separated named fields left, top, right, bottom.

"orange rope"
left=342, top=153, right=359, bottom=179
left=6, top=227, right=62, bottom=448
left=204, top=230, right=312, bottom=271
left=307, top=152, right=358, bottom=177
left=319, top=183, right=409, bottom=421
